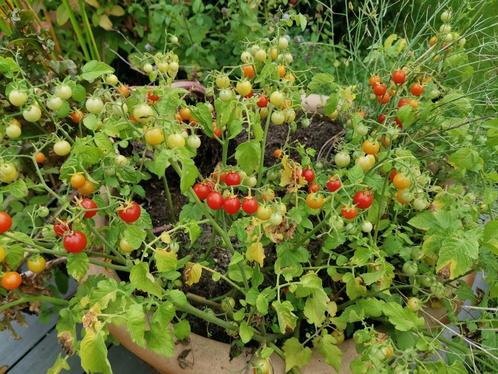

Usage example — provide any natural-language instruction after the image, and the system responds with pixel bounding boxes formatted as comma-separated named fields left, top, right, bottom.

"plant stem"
left=88, top=225, right=127, bottom=264
left=0, top=295, right=68, bottom=313
left=186, top=292, right=221, bottom=309
left=257, top=105, right=273, bottom=183
left=78, top=0, right=100, bottom=60
left=88, top=259, right=130, bottom=272
left=162, top=175, right=176, bottom=222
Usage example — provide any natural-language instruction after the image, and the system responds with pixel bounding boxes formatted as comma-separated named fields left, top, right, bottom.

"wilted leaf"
left=184, top=262, right=202, bottom=286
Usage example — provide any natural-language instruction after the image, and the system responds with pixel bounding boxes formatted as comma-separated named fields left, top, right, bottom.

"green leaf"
left=180, top=158, right=199, bottom=193
left=154, top=250, right=177, bottom=272
left=185, top=221, right=201, bottom=244
left=83, top=113, right=99, bottom=130
left=66, top=253, right=89, bottom=281
left=130, top=263, right=163, bottom=297
left=308, top=73, right=336, bottom=95
left=272, top=300, right=297, bottom=334
left=408, top=211, right=438, bottom=231
left=123, top=225, right=146, bottom=248
left=283, top=337, right=312, bottom=372
left=5, top=244, right=24, bottom=269
left=256, top=293, right=269, bottom=315
left=165, top=289, right=188, bottom=306
left=80, top=61, right=115, bottom=82
left=436, top=231, right=480, bottom=279
left=235, top=140, right=261, bottom=174
left=239, top=321, right=254, bottom=344
left=304, top=289, right=329, bottom=327
left=397, top=105, right=416, bottom=127
left=174, top=320, right=191, bottom=340
left=383, top=302, right=424, bottom=331
left=127, top=303, right=146, bottom=346
left=93, top=133, right=113, bottom=155
left=190, top=103, right=213, bottom=135
left=55, top=4, right=69, bottom=25
left=145, top=149, right=173, bottom=177
left=80, top=330, right=112, bottom=374
left=323, top=94, right=338, bottom=116
left=145, top=324, right=175, bottom=357
left=2, top=179, right=28, bottom=199
left=448, top=148, right=483, bottom=173
left=343, top=272, right=367, bottom=300
left=47, top=354, right=70, bottom=374
left=316, top=334, right=343, bottom=371
left=483, top=219, right=498, bottom=255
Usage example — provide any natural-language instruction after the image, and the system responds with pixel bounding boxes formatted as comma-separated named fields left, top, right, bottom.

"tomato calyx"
left=118, top=201, right=141, bottom=223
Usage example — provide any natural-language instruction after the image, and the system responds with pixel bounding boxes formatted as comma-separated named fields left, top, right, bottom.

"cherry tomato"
left=402, top=261, right=418, bottom=276
left=308, top=182, right=320, bottom=193
left=0, top=212, right=13, bottom=233
left=147, top=91, right=160, bottom=104
left=63, top=230, right=87, bottom=253
left=167, top=133, right=185, bottom=148
left=271, top=111, right=285, bottom=125
left=225, top=172, right=241, bottom=186
left=206, top=191, right=224, bottom=210
left=119, top=238, right=134, bottom=253
left=361, top=140, right=380, bottom=155
left=407, top=297, right=422, bottom=311
left=393, top=173, right=411, bottom=189
left=341, top=206, right=358, bottom=220
left=55, top=84, right=72, bottom=100
left=187, top=135, right=201, bottom=149
left=389, top=169, right=398, bottom=181
left=215, top=75, right=230, bottom=89
left=85, top=97, right=104, bottom=114
left=410, top=83, right=424, bottom=96
left=306, top=193, right=325, bottom=209
left=78, top=180, right=95, bottom=195
left=368, top=75, right=381, bottom=86
left=335, top=152, right=351, bottom=167
left=70, top=173, right=86, bottom=189
left=193, top=183, right=210, bottom=201
left=117, top=84, right=130, bottom=97
left=53, top=140, right=71, bottom=156
left=373, top=83, right=387, bottom=96
left=397, top=98, right=411, bottom=108
left=23, top=105, right=42, bottom=122
left=54, top=221, right=70, bottom=237
left=391, top=69, right=406, bottom=85
left=356, top=154, right=376, bottom=172
left=378, top=114, right=386, bottom=123
left=396, top=189, right=413, bottom=204
left=9, top=89, right=28, bottom=106
left=394, top=117, right=403, bottom=128
left=256, top=205, right=272, bottom=220
left=302, top=168, right=315, bottom=183
left=353, top=190, right=374, bottom=209
left=272, top=148, right=282, bottom=158
left=145, top=128, right=165, bottom=145
left=257, top=95, right=268, bottom=108
left=179, top=107, right=193, bottom=122
left=269, top=91, right=284, bottom=107
left=223, top=196, right=240, bottom=215
left=80, top=198, right=98, bottom=218
left=377, top=92, right=391, bottom=104
left=236, top=81, right=252, bottom=97
left=1, top=162, right=20, bottom=183
left=242, top=65, right=256, bottom=79
left=213, top=127, right=222, bottom=138
left=118, top=202, right=141, bottom=223
left=242, top=197, right=259, bottom=215
left=27, top=256, right=46, bottom=273
left=1, top=271, right=22, bottom=290
left=34, top=152, right=46, bottom=164
left=69, top=110, right=83, bottom=124
left=326, top=176, right=342, bottom=192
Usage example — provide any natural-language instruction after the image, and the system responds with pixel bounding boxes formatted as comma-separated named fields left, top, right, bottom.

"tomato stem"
left=0, top=295, right=68, bottom=313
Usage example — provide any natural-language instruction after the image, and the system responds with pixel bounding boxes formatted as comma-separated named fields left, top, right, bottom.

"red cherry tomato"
left=223, top=196, right=240, bottom=215
left=225, top=172, right=241, bottom=186
left=242, top=197, right=259, bottom=215
left=391, top=69, right=406, bottom=85
left=63, top=230, right=87, bottom=253
left=353, top=190, right=374, bottom=209
left=377, top=114, right=386, bottom=123
left=377, top=92, right=391, bottom=104
left=302, top=168, right=315, bottom=183
left=213, top=127, right=222, bottom=138
left=410, top=83, right=424, bottom=96
left=118, top=202, right=141, bottom=224
left=147, top=90, right=160, bottom=104
left=1, top=271, right=22, bottom=290
left=0, top=211, right=13, bottom=234
left=326, top=176, right=342, bottom=192
left=389, top=169, right=398, bottom=181
left=257, top=95, right=268, bottom=108
left=193, top=183, right=211, bottom=200
left=308, top=182, right=320, bottom=193
left=373, top=83, right=387, bottom=96
left=397, top=98, right=411, bottom=108
left=54, top=221, right=70, bottom=237
left=341, top=206, right=358, bottom=220
left=206, top=191, right=224, bottom=210
left=80, top=198, right=98, bottom=218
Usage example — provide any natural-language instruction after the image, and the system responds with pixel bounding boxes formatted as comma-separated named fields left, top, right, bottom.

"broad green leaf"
left=130, top=263, right=163, bottom=297
left=408, top=211, right=437, bottom=231
left=448, top=148, right=483, bottom=173
left=174, top=320, right=191, bottom=340
left=123, top=225, right=146, bottom=248
left=283, top=338, right=312, bottom=372
left=239, top=321, right=254, bottom=344
left=5, top=244, right=24, bottom=269
left=397, top=105, right=416, bottom=127
left=316, top=334, right=342, bottom=371
left=304, top=289, right=329, bottom=326
left=308, top=73, right=336, bottom=95
left=323, top=94, right=338, bottom=116
left=127, top=303, right=145, bottom=346
left=272, top=300, right=297, bottom=334
left=383, top=302, right=424, bottom=331
left=180, top=158, right=199, bottom=193
left=83, top=113, right=99, bottom=130
left=185, top=221, right=201, bottom=244
left=154, top=250, right=177, bottom=272
left=145, top=325, right=174, bottom=357
left=483, top=219, right=498, bottom=254
left=191, top=103, right=213, bottom=135
left=67, top=253, right=89, bottom=281
left=145, top=149, right=173, bottom=177
left=80, top=330, right=112, bottom=374
left=80, top=61, right=115, bottom=82
left=437, top=231, right=480, bottom=279
left=343, top=272, right=367, bottom=300
left=235, top=140, right=261, bottom=174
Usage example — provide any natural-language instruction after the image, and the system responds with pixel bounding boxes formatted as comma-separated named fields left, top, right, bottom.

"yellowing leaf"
left=99, top=14, right=112, bottom=30
left=154, top=250, right=177, bottom=272
left=108, top=5, right=125, bottom=16
left=246, top=242, right=265, bottom=267
left=184, top=262, right=202, bottom=286
left=283, top=338, right=312, bottom=372
left=85, top=0, right=99, bottom=8
left=279, top=156, right=306, bottom=192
